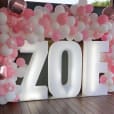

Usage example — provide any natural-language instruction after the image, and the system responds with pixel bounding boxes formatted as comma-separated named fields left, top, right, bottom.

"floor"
left=0, top=95, right=114, bottom=114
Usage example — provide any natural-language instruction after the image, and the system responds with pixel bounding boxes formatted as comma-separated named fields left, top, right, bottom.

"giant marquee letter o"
left=48, top=41, right=82, bottom=98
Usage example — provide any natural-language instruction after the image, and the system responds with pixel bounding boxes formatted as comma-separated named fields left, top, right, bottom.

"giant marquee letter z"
left=19, top=41, right=48, bottom=101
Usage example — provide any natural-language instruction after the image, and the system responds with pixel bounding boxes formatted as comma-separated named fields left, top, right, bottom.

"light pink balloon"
left=98, top=15, right=109, bottom=24
left=52, top=30, right=61, bottom=41
left=16, top=36, right=25, bottom=47
left=99, top=75, right=107, bottom=84
left=16, top=58, right=26, bottom=67
left=57, top=13, right=68, bottom=25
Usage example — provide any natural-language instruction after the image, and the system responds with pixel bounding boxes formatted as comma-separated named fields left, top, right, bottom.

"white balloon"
left=37, top=35, right=45, bottom=41
left=67, top=16, right=75, bottom=26
left=99, top=24, right=109, bottom=33
left=91, top=22, right=100, bottom=30
left=77, top=22, right=86, bottom=32
left=0, top=79, right=7, bottom=85
left=36, top=12, right=43, bottom=19
left=106, top=22, right=112, bottom=30
left=50, top=13, right=58, bottom=22
left=107, top=78, right=113, bottom=87
left=10, top=63, right=18, bottom=70
left=74, top=32, right=83, bottom=42
left=34, top=6, right=43, bottom=18
left=34, top=25, right=44, bottom=35
left=66, top=36, right=74, bottom=41
left=0, top=12, right=7, bottom=25
left=88, top=30, right=94, bottom=38
left=0, top=33, right=9, bottom=43
left=26, top=33, right=38, bottom=44
left=42, top=7, right=49, bottom=14
left=52, top=22, right=60, bottom=29
left=60, top=25, right=70, bottom=39
left=90, top=13, right=98, bottom=22
left=34, top=6, right=43, bottom=12
left=110, top=23, right=114, bottom=36
left=0, top=45, right=13, bottom=56
left=70, top=5, right=77, bottom=15
left=29, top=16, right=38, bottom=26
left=6, top=92, right=16, bottom=101
left=16, top=66, right=27, bottom=78
left=0, top=25, right=9, bottom=33
left=107, top=33, right=112, bottom=40
left=55, top=5, right=65, bottom=14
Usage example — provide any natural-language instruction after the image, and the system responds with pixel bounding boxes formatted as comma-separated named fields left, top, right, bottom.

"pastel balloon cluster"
left=101, top=39, right=114, bottom=90
left=32, top=4, right=112, bottom=42
left=0, top=8, right=26, bottom=104
left=0, top=3, right=113, bottom=104
left=100, top=24, right=114, bottom=90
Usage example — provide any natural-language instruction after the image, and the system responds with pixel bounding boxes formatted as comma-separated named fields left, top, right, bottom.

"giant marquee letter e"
left=82, top=41, right=109, bottom=96
left=48, top=41, right=82, bottom=98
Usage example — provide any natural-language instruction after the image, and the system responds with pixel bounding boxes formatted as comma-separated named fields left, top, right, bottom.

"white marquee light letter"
left=19, top=41, right=48, bottom=101
left=82, top=41, right=109, bottom=96
left=48, top=41, right=82, bottom=98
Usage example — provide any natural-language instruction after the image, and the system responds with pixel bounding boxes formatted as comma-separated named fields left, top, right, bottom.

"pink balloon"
left=0, top=56, right=4, bottom=64
left=101, top=33, right=109, bottom=41
left=13, top=20, right=23, bottom=33
left=83, top=16, right=91, bottom=24
left=7, top=65, right=16, bottom=78
left=39, top=15, right=52, bottom=37
left=110, top=65, right=114, bottom=73
left=0, top=8, right=8, bottom=15
left=76, top=6, right=86, bottom=16
left=11, top=49, right=18, bottom=58
left=70, top=26, right=77, bottom=36
left=22, top=8, right=34, bottom=19
left=4, top=83, right=15, bottom=92
left=82, top=30, right=89, bottom=40
left=102, top=5, right=114, bottom=20
left=44, top=3, right=53, bottom=12
left=7, top=38, right=17, bottom=48
left=16, top=58, right=26, bottom=67
left=109, top=39, right=114, bottom=48
left=98, top=15, right=109, bottom=24
left=112, top=77, right=114, bottom=83
left=0, top=86, right=7, bottom=96
left=93, top=31, right=103, bottom=39
left=23, top=21, right=33, bottom=33
left=57, top=12, right=68, bottom=25
left=7, top=15, right=17, bottom=28
left=103, top=53, right=111, bottom=62
left=85, top=4, right=94, bottom=13
left=16, top=36, right=25, bottom=47
left=52, top=30, right=61, bottom=41
left=108, top=59, right=114, bottom=73
left=99, top=75, right=107, bottom=84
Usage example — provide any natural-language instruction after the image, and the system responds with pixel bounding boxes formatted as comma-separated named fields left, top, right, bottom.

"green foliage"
left=93, top=1, right=110, bottom=7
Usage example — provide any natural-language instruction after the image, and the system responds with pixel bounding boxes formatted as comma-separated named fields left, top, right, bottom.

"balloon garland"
left=102, top=0, right=114, bottom=93
left=0, top=1, right=114, bottom=104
